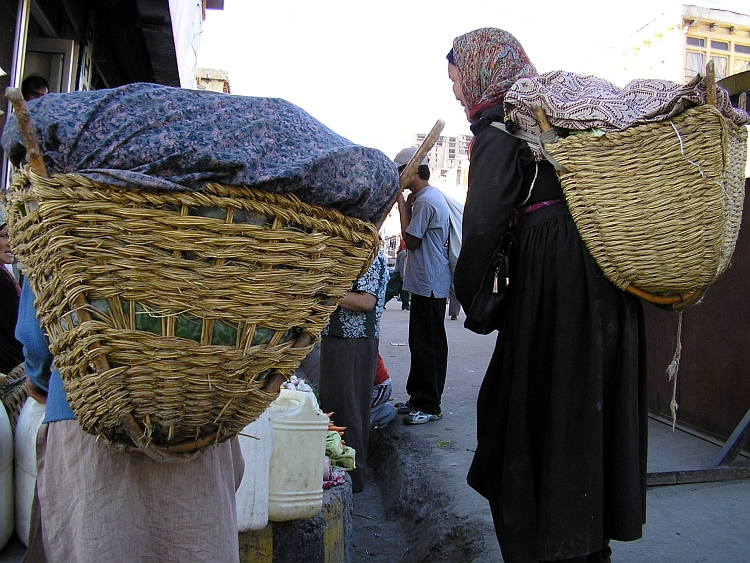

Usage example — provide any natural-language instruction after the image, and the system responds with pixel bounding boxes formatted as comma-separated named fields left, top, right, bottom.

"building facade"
left=196, top=67, right=231, bottom=93
left=589, top=4, right=750, bottom=86
left=1, top=0, right=224, bottom=188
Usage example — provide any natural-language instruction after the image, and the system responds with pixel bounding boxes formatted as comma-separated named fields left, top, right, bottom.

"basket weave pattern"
left=1, top=364, right=28, bottom=432
left=545, top=105, right=747, bottom=305
left=8, top=169, right=378, bottom=452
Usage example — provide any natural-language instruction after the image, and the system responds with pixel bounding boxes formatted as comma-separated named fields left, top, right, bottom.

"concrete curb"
left=367, top=424, right=499, bottom=562
left=239, top=478, right=353, bottom=563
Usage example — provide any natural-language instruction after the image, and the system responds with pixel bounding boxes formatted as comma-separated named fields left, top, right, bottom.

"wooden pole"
left=530, top=105, right=552, bottom=133
left=706, top=59, right=717, bottom=107
left=375, top=119, right=445, bottom=230
left=4, top=88, right=48, bottom=178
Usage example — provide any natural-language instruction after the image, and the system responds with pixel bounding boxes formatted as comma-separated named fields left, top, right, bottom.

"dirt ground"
left=345, top=302, right=504, bottom=563
left=351, top=471, right=410, bottom=563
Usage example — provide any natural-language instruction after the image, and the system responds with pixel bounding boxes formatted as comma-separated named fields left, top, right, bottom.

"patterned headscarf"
left=450, top=28, right=537, bottom=121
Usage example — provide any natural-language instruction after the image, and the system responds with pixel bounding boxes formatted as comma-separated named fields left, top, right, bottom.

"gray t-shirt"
left=403, top=186, right=451, bottom=298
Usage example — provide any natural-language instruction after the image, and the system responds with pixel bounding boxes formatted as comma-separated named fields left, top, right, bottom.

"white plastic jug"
left=14, top=397, right=46, bottom=546
left=267, top=389, right=329, bottom=522
left=0, top=404, right=14, bottom=550
left=236, top=409, right=273, bottom=532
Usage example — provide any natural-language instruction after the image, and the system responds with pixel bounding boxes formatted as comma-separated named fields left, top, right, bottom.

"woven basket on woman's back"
left=538, top=104, right=747, bottom=309
left=7, top=167, right=379, bottom=461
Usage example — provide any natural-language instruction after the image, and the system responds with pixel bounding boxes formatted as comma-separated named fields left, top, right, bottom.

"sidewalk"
left=3, top=305, right=748, bottom=563
left=368, top=305, right=750, bottom=562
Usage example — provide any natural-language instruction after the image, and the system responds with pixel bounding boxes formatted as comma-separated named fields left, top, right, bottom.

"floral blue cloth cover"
left=1, top=83, right=399, bottom=223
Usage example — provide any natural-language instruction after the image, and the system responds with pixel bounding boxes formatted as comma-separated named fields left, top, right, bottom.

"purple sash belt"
left=516, top=197, right=566, bottom=216
left=511, top=197, right=566, bottom=226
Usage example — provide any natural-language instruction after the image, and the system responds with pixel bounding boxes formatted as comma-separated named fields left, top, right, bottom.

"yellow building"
left=590, top=4, right=750, bottom=86
left=196, top=68, right=231, bottom=93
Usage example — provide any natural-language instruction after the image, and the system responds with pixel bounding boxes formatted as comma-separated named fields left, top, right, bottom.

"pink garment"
left=29, top=419, right=244, bottom=563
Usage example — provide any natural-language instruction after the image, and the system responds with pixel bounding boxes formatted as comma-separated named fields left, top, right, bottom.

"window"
left=686, top=51, right=704, bottom=79
left=711, top=40, right=729, bottom=51
left=710, top=56, right=728, bottom=79
left=734, top=59, right=750, bottom=74
left=687, top=37, right=705, bottom=47
left=736, top=44, right=750, bottom=55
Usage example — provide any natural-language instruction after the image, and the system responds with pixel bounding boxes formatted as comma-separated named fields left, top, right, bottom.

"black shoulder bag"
left=464, top=231, right=517, bottom=335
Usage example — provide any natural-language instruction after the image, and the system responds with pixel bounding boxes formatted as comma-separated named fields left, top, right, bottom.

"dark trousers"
left=406, top=293, right=448, bottom=415
left=384, top=273, right=411, bottom=309
left=319, top=335, right=378, bottom=493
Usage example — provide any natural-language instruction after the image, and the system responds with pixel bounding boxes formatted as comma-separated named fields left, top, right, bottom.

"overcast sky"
left=196, top=0, right=749, bottom=159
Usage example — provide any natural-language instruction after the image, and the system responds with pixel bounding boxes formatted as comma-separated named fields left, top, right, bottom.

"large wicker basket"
left=7, top=167, right=379, bottom=461
left=540, top=104, right=747, bottom=309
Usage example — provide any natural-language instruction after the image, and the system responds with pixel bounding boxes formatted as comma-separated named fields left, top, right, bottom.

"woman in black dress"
left=0, top=209, right=24, bottom=375
left=448, top=28, right=648, bottom=563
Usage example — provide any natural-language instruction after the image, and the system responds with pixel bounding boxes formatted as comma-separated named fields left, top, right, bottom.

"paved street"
left=367, top=304, right=750, bottom=562
left=3, top=303, right=749, bottom=563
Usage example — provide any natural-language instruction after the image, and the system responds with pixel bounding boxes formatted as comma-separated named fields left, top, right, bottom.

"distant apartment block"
left=411, top=132, right=472, bottom=202
left=589, top=4, right=750, bottom=86
left=196, top=67, right=231, bottom=93
left=413, top=132, right=472, bottom=172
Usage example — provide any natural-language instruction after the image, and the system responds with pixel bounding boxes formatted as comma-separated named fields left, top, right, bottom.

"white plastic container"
left=267, top=389, right=329, bottom=522
left=0, top=404, right=14, bottom=550
left=14, top=397, right=46, bottom=546
left=235, top=410, right=273, bottom=532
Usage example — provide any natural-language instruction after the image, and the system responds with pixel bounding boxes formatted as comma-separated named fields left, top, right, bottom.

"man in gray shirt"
left=393, top=147, right=451, bottom=424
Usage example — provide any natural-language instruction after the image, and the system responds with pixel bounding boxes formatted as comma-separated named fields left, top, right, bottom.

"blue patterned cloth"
left=1, top=83, right=399, bottom=223
left=323, top=251, right=388, bottom=339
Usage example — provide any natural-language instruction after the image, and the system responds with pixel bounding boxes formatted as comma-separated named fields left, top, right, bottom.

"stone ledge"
left=239, top=476, right=352, bottom=563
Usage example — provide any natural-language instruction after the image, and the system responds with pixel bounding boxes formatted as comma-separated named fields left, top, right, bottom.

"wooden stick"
left=375, top=119, right=445, bottom=230
left=398, top=119, right=445, bottom=193
left=4, top=88, right=48, bottom=178
left=531, top=105, right=553, bottom=133
left=706, top=60, right=716, bottom=107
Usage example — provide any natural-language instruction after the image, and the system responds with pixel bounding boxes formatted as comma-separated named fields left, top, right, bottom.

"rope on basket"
left=666, top=311, right=684, bottom=430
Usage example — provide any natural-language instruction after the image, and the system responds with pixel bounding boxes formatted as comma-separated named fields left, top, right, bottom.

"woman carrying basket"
left=16, top=281, right=245, bottom=563
left=448, top=28, right=648, bottom=563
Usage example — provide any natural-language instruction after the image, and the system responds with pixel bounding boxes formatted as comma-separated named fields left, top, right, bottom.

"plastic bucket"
left=267, top=389, right=328, bottom=522
left=14, top=397, right=46, bottom=546
left=236, top=410, right=273, bottom=532
left=0, top=404, right=14, bottom=549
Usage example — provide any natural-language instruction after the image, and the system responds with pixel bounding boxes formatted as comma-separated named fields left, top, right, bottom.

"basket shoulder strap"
left=489, top=121, right=566, bottom=171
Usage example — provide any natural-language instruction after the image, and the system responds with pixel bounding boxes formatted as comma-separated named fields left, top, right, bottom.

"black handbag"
left=464, top=231, right=517, bottom=335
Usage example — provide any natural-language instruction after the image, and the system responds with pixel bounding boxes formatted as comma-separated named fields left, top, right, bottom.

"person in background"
left=448, top=282, right=461, bottom=320
left=319, top=249, right=388, bottom=493
left=21, top=74, right=49, bottom=101
left=448, top=27, right=647, bottom=563
left=393, top=146, right=451, bottom=425
left=384, top=238, right=410, bottom=310
left=0, top=206, right=24, bottom=374
left=371, top=353, right=397, bottom=430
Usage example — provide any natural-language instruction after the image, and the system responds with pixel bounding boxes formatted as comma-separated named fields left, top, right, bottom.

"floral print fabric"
left=450, top=27, right=537, bottom=121
left=1, top=83, right=399, bottom=223
left=504, top=71, right=750, bottom=158
left=322, top=251, right=388, bottom=340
